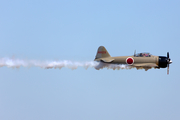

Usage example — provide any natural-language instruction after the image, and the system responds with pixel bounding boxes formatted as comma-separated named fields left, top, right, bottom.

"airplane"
left=94, top=46, right=172, bottom=74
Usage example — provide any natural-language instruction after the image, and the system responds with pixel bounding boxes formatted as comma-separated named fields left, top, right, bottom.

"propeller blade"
left=167, top=64, right=169, bottom=75
left=167, top=52, right=169, bottom=59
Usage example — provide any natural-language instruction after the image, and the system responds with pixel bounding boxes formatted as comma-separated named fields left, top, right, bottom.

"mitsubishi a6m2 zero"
left=94, top=46, right=172, bottom=74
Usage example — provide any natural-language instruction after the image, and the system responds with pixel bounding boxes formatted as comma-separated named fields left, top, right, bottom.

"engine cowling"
left=158, top=56, right=168, bottom=68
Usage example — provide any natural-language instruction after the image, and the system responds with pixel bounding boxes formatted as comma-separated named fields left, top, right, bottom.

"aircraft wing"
left=132, top=63, right=158, bottom=71
left=132, top=63, right=158, bottom=67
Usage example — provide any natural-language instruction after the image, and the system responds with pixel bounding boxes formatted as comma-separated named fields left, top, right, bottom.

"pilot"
left=140, top=53, right=142, bottom=57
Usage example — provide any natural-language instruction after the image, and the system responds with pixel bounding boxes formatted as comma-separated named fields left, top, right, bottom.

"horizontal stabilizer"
left=101, top=58, right=114, bottom=63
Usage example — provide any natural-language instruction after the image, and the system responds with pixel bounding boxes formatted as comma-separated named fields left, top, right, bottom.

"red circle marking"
left=126, top=57, right=134, bottom=64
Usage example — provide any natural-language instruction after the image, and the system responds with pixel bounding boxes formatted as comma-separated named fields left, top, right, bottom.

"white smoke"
left=94, top=62, right=132, bottom=70
left=0, top=57, right=132, bottom=70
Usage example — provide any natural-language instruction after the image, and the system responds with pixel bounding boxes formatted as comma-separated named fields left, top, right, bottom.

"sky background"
left=0, top=0, right=180, bottom=120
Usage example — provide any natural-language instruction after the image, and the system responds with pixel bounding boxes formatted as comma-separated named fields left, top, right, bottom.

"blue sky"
left=0, top=0, right=180, bottom=120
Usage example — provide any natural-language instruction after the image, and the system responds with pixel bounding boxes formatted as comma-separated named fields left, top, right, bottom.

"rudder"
left=95, top=46, right=111, bottom=59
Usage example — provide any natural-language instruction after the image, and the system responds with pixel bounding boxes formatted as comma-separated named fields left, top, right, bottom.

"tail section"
left=95, top=46, right=111, bottom=59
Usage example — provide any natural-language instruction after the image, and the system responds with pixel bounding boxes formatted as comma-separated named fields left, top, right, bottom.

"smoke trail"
left=0, top=57, right=132, bottom=70
left=0, top=58, right=154, bottom=71
left=94, top=62, right=132, bottom=70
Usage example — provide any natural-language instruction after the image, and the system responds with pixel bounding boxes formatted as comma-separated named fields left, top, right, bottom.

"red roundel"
left=126, top=57, right=134, bottom=64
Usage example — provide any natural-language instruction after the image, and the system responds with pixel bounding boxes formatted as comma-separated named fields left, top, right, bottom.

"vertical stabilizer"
left=95, top=46, right=111, bottom=59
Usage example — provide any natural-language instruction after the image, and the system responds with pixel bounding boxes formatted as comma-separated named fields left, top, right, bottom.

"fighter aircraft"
left=94, top=46, right=172, bottom=74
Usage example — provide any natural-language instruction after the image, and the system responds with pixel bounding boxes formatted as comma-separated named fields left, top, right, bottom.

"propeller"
left=167, top=52, right=172, bottom=74
left=167, top=64, right=169, bottom=75
left=167, top=52, right=169, bottom=59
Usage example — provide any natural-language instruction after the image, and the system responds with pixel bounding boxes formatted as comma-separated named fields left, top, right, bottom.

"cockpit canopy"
left=134, top=52, right=151, bottom=57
